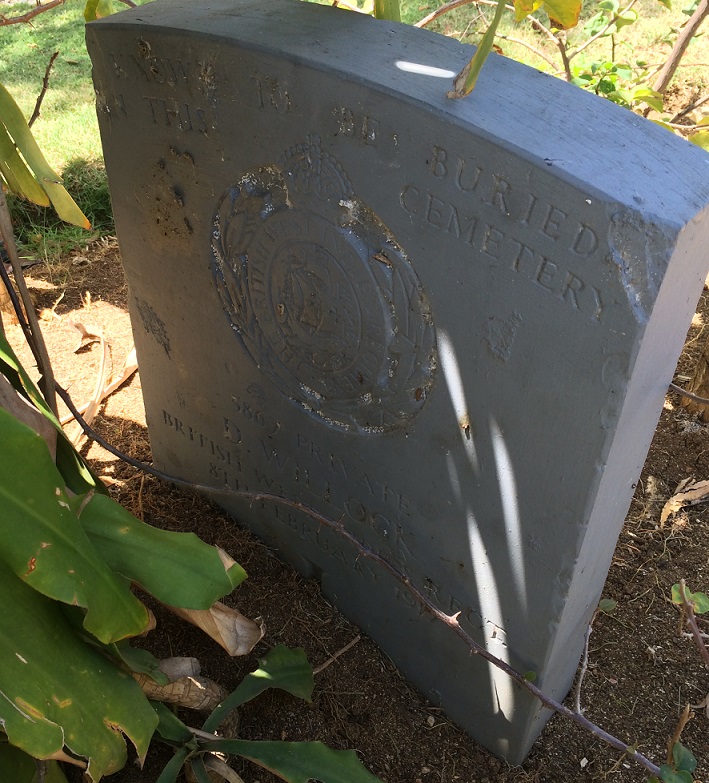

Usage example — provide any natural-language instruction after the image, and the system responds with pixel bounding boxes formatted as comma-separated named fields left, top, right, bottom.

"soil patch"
left=5, top=241, right=709, bottom=783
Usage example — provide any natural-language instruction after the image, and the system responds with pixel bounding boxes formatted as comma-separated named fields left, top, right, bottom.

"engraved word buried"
left=211, top=136, right=437, bottom=433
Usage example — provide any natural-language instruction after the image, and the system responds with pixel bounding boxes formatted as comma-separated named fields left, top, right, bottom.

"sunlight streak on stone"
left=395, top=60, right=457, bottom=78
left=438, top=330, right=479, bottom=473
left=468, top=510, right=515, bottom=719
left=491, top=418, right=528, bottom=616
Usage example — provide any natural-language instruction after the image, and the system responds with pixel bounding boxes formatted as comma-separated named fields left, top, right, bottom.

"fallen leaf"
left=70, top=320, right=103, bottom=352
left=168, top=601, right=264, bottom=656
left=660, top=478, right=709, bottom=526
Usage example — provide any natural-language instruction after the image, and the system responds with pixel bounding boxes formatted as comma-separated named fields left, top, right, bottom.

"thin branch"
left=494, top=33, right=558, bottom=69
left=565, top=0, right=638, bottom=62
left=0, top=0, right=65, bottom=26
left=574, top=620, right=594, bottom=714
left=313, top=635, right=361, bottom=674
left=54, top=382, right=661, bottom=776
left=415, top=0, right=572, bottom=79
left=669, top=382, right=709, bottom=406
left=666, top=703, right=692, bottom=766
left=679, top=580, right=709, bottom=668
left=671, top=92, right=709, bottom=123
left=416, top=0, right=481, bottom=28
left=29, top=51, right=59, bottom=128
left=0, top=191, right=57, bottom=415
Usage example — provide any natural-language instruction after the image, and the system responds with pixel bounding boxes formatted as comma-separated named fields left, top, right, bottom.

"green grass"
left=0, top=1, right=100, bottom=169
left=8, top=158, right=114, bottom=260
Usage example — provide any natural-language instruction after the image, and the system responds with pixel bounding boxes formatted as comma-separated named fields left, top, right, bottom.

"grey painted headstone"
left=87, top=0, right=709, bottom=762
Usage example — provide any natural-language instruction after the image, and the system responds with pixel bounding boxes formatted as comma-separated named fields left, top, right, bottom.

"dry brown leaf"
left=60, top=345, right=138, bottom=426
left=134, top=673, right=227, bottom=711
left=168, top=602, right=264, bottom=656
left=69, top=320, right=102, bottom=352
left=660, top=478, right=709, bottom=526
left=158, top=656, right=201, bottom=680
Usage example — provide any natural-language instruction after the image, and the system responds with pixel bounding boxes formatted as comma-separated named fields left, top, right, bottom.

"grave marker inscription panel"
left=87, top=0, right=709, bottom=762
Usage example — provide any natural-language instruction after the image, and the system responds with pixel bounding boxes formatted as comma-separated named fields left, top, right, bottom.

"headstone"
left=87, top=0, right=709, bottom=762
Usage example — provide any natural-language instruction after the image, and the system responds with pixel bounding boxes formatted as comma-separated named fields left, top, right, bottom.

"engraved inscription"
left=400, top=143, right=606, bottom=322
left=252, top=74, right=292, bottom=112
left=160, top=409, right=508, bottom=645
left=211, top=136, right=437, bottom=433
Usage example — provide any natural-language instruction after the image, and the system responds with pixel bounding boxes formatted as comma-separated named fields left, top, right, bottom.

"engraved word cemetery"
left=87, top=0, right=709, bottom=764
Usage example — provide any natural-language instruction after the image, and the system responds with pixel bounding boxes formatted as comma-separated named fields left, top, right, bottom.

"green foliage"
left=155, top=646, right=384, bottom=783
left=8, top=158, right=113, bottom=261
left=0, top=82, right=89, bottom=228
left=571, top=59, right=663, bottom=110
left=0, top=331, right=249, bottom=780
left=671, top=583, right=709, bottom=613
left=650, top=741, right=698, bottom=783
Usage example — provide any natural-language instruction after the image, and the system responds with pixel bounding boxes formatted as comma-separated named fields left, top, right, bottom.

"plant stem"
left=0, top=191, right=57, bottom=414
left=374, top=0, right=400, bottom=22
left=449, top=0, right=507, bottom=97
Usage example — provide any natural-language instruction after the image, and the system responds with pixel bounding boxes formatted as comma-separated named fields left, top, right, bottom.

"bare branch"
left=671, top=91, right=709, bottom=123
left=29, top=51, right=59, bottom=128
left=679, top=580, right=709, bottom=668
left=494, top=33, right=558, bottom=69
left=574, top=620, right=594, bottom=714
left=653, top=0, right=709, bottom=95
left=0, top=0, right=65, bottom=27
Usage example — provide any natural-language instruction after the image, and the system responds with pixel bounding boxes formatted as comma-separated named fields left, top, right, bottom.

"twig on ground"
left=71, top=334, right=109, bottom=449
left=60, top=344, right=138, bottom=425
left=666, top=703, right=693, bottom=766
left=53, top=381, right=662, bottom=776
left=669, top=382, right=709, bottom=405
left=574, top=620, right=594, bottom=715
left=313, top=635, right=361, bottom=674
left=672, top=92, right=709, bottom=123
left=29, top=51, right=59, bottom=128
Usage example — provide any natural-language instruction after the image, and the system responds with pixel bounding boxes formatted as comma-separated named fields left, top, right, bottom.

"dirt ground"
left=5, top=239, right=709, bottom=783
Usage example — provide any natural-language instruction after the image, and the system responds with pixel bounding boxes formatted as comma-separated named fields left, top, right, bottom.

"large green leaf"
left=0, top=563, right=158, bottom=781
left=0, top=331, right=101, bottom=495
left=203, top=646, right=313, bottom=733
left=0, top=742, right=36, bottom=783
left=515, top=0, right=582, bottom=27
left=84, top=0, right=118, bottom=21
left=73, top=491, right=247, bottom=608
left=0, top=82, right=90, bottom=228
left=201, top=740, right=384, bottom=783
left=0, top=407, right=149, bottom=643
left=0, top=124, right=49, bottom=205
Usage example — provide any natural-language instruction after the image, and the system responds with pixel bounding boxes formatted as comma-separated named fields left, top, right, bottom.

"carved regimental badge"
left=211, top=137, right=436, bottom=433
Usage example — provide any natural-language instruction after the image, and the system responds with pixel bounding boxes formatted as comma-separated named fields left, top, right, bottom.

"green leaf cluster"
left=0, top=331, right=246, bottom=780
left=671, top=583, right=709, bottom=613
left=0, top=83, right=90, bottom=229
left=649, top=742, right=698, bottom=783
left=155, top=646, right=384, bottom=783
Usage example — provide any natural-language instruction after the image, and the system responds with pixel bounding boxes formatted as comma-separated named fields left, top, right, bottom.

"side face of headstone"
left=87, top=1, right=709, bottom=762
